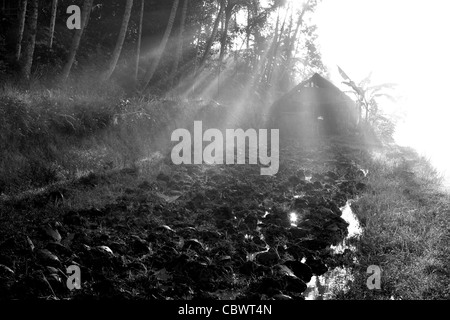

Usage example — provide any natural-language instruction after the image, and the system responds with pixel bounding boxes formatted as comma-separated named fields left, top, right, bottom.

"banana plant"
left=337, top=65, right=397, bottom=125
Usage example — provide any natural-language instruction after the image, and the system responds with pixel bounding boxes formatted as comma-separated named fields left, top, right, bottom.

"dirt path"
left=0, top=137, right=371, bottom=300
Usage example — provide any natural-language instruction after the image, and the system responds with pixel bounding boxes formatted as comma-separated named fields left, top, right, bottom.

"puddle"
left=304, top=200, right=363, bottom=300
left=304, top=266, right=356, bottom=300
left=329, top=201, right=362, bottom=254
left=289, top=212, right=299, bottom=226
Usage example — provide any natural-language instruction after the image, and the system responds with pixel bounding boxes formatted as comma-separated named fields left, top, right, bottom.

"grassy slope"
left=0, top=80, right=205, bottom=195
left=0, top=82, right=448, bottom=300
left=334, top=140, right=450, bottom=300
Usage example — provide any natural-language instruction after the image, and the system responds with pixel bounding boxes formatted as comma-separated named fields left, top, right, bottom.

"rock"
left=95, top=245, right=114, bottom=256
left=286, top=245, right=306, bottom=260
left=296, top=169, right=306, bottom=180
left=131, top=235, right=150, bottom=254
left=244, top=214, right=258, bottom=230
left=275, top=264, right=296, bottom=277
left=305, top=257, right=328, bottom=276
left=121, top=167, right=139, bottom=176
left=46, top=242, right=72, bottom=256
left=356, top=182, right=367, bottom=192
left=63, top=211, right=84, bottom=226
left=200, top=230, right=222, bottom=241
left=333, top=192, right=348, bottom=207
left=48, top=190, right=64, bottom=205
left=356, top=169, right=366, bottom=178
left=327, top=200, right=342, bottom=216
left=284, top=260, right=313, bottom=283
left=218, top=255, right=232, bottom=264
left=239, top=261, right=258, bottom=276
left=324, top=183, right=333, bottom=190
left=299, top=239, right=329, bottom=251
left=215, top=206, right=234, bottom=220
left=183, top=239, right=205, bottom=252
left=273, top=293, right=293, bottom=300
left=291, top=198, right=309, bottom=210
left=256, top=277, right=282, bottom=295
left=283, top=275, right=307, bottom=293
left=138, top=180, right=152, bottom=190
left=289, top=227, right=309, bottom=239
left=158, top=225, right=177, bottom=233
left=80, top=207, right=105, bottom=217
left=37, top=249, right=60, bottom=266
left=315, top=206, right=336, bottom=219
left=325, top=171, right=339, bottom=181
left=288, top=175, right=302, bottom=186
left=256, top=249, right=280, bottom=266
left=302, top=182, right=314, bottom=192
left=42, top=225, right=62, bottom=242
left=108, top=240, right=127, bottom=254
left=307, top=195, right=328, bottom=206
left=156, top=173, right=170, bottom=182
left=313, top=181, right=323, bottom=189
left=0, top=264, right=14, bottom=277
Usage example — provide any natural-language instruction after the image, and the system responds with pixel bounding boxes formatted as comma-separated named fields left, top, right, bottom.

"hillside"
left=1, top=114, right=448, bottom=300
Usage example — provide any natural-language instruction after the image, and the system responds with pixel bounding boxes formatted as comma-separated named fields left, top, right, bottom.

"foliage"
left=338, top=67, right=398, bottom=143
left=0, top=0, right=325, bottom=101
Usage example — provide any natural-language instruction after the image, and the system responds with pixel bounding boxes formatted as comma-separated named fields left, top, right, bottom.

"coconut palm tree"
left=198, top=0, right=226, bottom=69
left=170, top=0, right=189, bottom=87
left=16, top=0, right=28, bottom=61
left=49, top=0, right=58, bottom=48
left=21, top=0, right=38, bottom=81
left=61, top=0, right=94, bottom=82
left=134, top=0, right=145, bottom=83
left=141, top=0, right=180, bottom=90
left=103, top=0, right=134, bottom=80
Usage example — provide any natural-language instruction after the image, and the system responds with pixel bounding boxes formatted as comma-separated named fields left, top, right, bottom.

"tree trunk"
left=80, top=0, right=92, bottom=39
left=284, top=0, right=311, bottom=79
left=266, top=4, right=289, bottom=85
left=219, top=1, right=234, bottom=63
left=104, top=0, right=134, bottom=80
left=191, top=26, right=202, bottom=96
left=21, top=0, right=38, bottom=81
left=246, top=7, right=251, bottom=51
left=49, top=0, right=58, bottom=48
left=198, top=0, right=225, bottom=68
left=259, top=7, right=280, bottom=86
left=170, top=0, right=188, bottom=87
left=134, top=0, right=144, bottom=83
left=61, top=0, right=93, bottom=82
left=16, top=0, right=27, bottom=61
left=141, top=0, right=179, bottom=90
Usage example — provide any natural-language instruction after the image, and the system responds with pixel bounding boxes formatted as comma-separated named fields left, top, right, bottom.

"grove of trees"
left=0, top=0, right=326, bottom=103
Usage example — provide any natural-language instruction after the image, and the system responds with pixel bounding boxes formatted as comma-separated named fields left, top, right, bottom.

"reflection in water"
left=305, top=267, right=355, bottom=300
left=340, top=201, right=363, bottom=238
left=304, top=200, right=363, bottom=300
left=330, top=201, right=362, bottom=254
left=289, top=212, right=298, bottom=226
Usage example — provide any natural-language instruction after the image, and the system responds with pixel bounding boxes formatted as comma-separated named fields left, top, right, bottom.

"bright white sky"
left=311, top=0, right=450, bottom=181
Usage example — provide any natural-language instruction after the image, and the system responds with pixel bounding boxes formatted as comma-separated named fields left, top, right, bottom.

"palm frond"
left=358, top=71, right=373, bottom=87
left=337, top=65, right=351, bottom=81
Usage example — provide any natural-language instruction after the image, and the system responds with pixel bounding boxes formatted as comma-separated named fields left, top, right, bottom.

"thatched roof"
left=268, top=73, right=359, bottom=133
left=282, top=73, right=355, bottom=108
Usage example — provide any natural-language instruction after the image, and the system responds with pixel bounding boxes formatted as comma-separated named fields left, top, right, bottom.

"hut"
left=268, top=73, right=359, bottom=137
